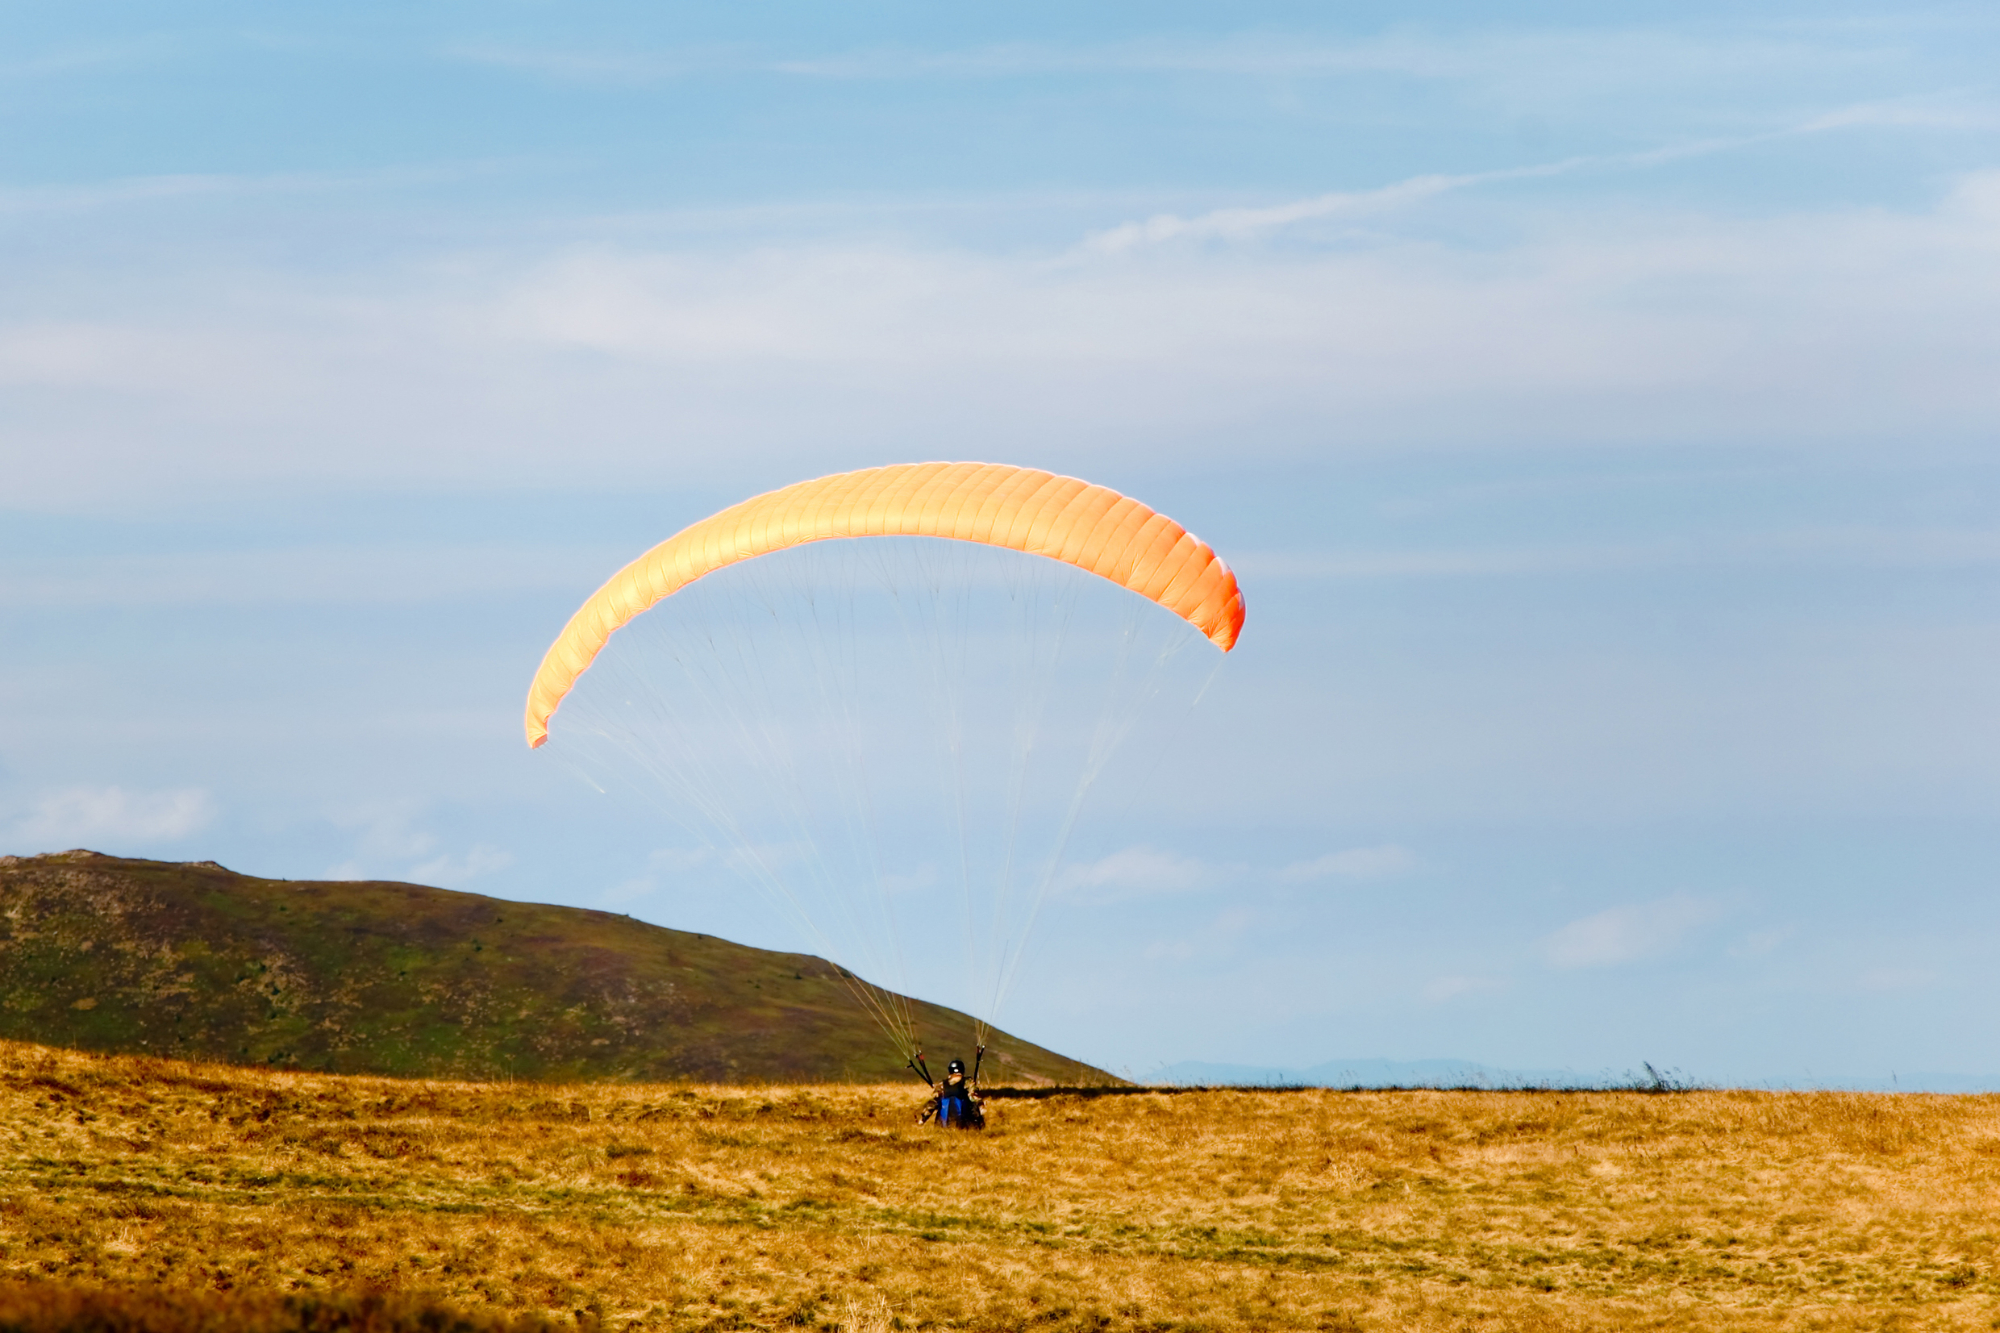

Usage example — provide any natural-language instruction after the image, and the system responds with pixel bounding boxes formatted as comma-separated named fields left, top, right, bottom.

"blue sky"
left=3, top=1, right=1998, bottom=1085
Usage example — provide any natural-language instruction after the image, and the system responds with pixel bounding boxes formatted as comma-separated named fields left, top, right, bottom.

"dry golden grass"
left=0, top=1281, right=570, bottom=1333
left=2, top=1039, right=1997, bottom=1331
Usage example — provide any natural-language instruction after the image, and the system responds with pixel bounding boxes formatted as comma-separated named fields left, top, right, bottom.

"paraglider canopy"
left=524, top=462, right=1244, bottom=749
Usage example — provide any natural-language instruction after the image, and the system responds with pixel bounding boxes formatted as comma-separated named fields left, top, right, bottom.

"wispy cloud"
left=0, top=175, right=241, bottom=216
left=1729, top=927, right=1796, bottom=959
left=408, top=845, right=514, bottom=888
left=0, top=545, right=630, bottom=609
left=1085, top=161, right=1583, bottom=253
left=769, top=36, right=1483, bottom=80
left=445, top=43, right=718, bottom=84
left=1231, top=528, right=2000, bottom=583
left=9, top=160, right=2000, bottom=506
left=1423, top=975, right=1503, bottom=1003
left=323, top=807, right=513, bottom=888
left=601, top=848, right=717, bottom=907
left=1068, top=845, right=1426, bottom=897
left=4, top=786, right=214, bottom=850
left=324, top=804, right=438, bottom=876
left=1544, top=895, right=1721, bottom=969
left=0, top=38, right=179, bottom=82
left=1139, top=906, right=1255, bottom=964
left=1790, top=93, right=2000, bottom=135
left=1056, top=846, right=1218, bottom=900
left=1086, top=95, right=1999, bottom=253
left=463, top=24, right=1928, bottom=92
left=600, top=844, right=832, bottom=908
left=1280, top=844, right=1418, bottom=882
left=0, top=161, right=540, bottom=218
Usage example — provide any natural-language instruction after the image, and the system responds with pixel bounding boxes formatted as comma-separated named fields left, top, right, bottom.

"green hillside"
left=0, top=851, right=1111, bottom=1085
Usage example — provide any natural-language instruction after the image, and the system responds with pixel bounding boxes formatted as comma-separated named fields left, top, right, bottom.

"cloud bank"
left=4, top=786, right=215, bottom=851
left=4, top=168, right=1999, bottom=508
left=1280, top=845, right=1419, bottom=882
left=1543, top=895, right=1722, bottom=969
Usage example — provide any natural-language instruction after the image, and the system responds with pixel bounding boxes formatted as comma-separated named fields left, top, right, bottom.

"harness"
left=912, top=1045, right=986, bottom=1129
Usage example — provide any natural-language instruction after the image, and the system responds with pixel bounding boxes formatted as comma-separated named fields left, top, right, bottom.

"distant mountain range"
left=1154, top=1058, right=1589, bottom=1088
left=1153, top=1058, right=2000, bottom=1094
left=0, top=850, right=1109, bottom=1085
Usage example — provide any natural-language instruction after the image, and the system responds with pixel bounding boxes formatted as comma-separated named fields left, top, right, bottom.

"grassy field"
left=3, top=1039, right=1997, bottom=1332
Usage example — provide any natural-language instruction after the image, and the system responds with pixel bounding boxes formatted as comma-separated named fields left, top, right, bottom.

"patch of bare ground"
left=1, top=1040, right=1996, bottom=1330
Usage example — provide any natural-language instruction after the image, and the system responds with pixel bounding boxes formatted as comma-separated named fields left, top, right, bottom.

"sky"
left=3, top=0, right=1998, bottom=1086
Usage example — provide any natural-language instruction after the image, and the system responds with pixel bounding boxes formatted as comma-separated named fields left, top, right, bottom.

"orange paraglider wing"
left=524, top=462, right=1244, bottom=748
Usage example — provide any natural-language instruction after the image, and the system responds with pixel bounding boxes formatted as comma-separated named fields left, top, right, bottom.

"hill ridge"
left=0, top=850, right=1109, bottom=1085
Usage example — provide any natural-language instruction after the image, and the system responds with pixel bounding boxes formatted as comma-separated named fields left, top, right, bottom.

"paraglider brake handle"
left=972, top=1044, right=985, bottom=1084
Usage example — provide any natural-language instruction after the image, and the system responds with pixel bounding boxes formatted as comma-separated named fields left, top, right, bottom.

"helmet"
left=947, top=1059, right=966, bottom=1074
